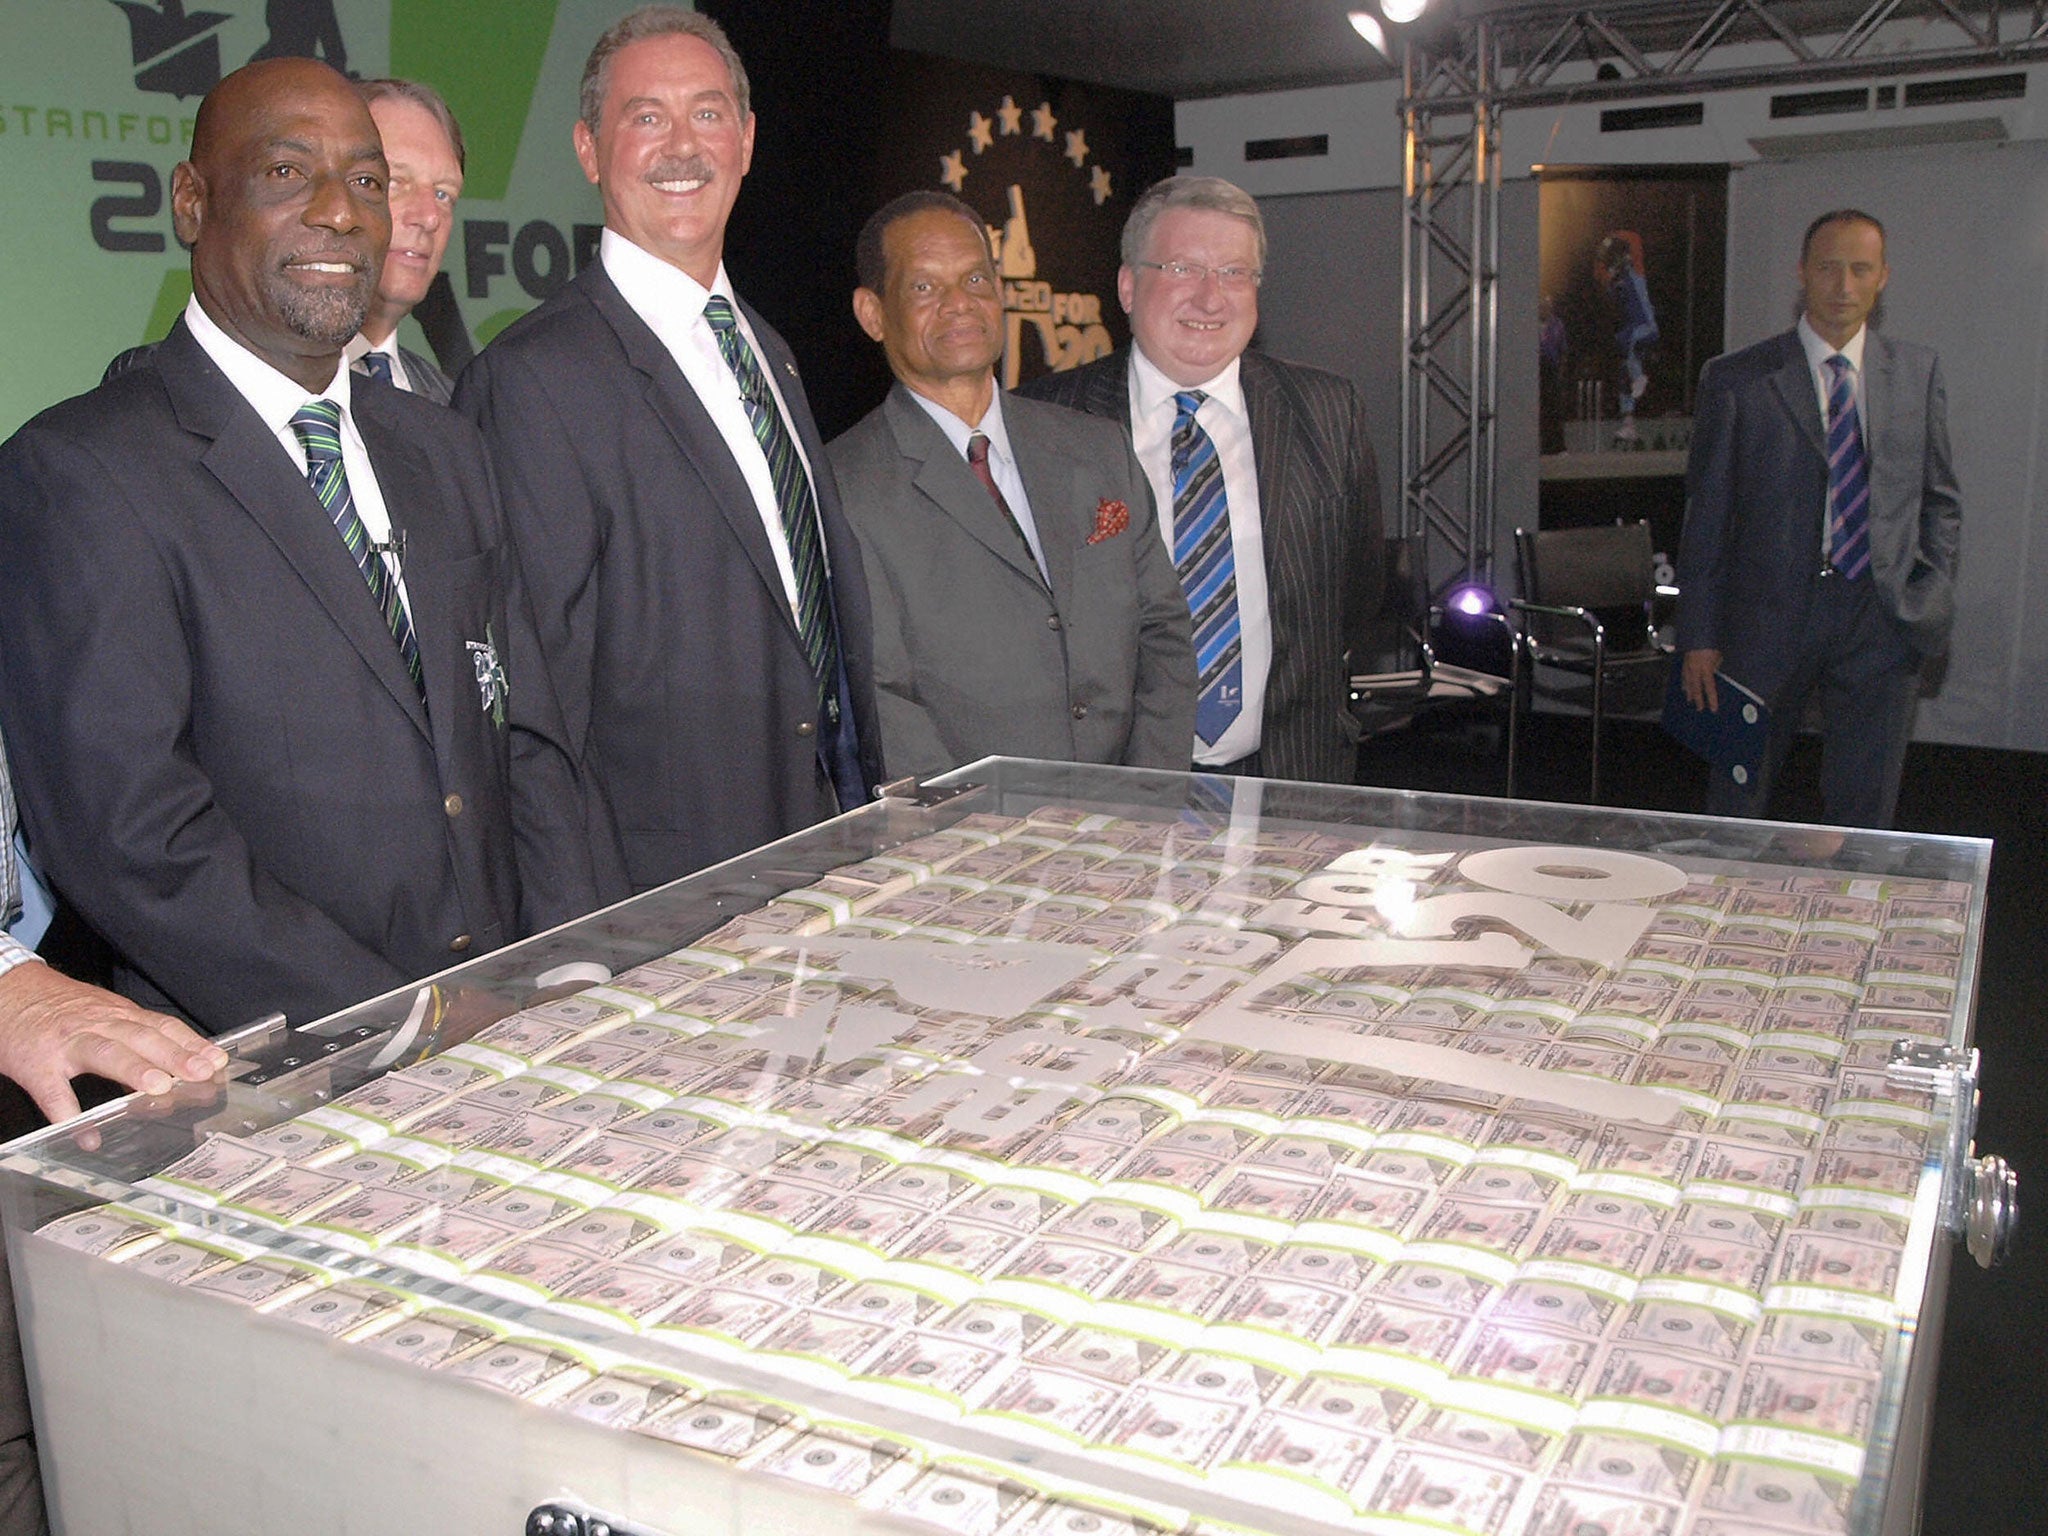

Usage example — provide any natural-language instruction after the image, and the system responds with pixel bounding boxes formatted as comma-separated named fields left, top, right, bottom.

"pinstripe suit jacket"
left=1021, top=348, right=1383, bottom=784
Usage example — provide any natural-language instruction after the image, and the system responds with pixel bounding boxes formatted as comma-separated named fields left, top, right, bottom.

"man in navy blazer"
left=0, top=58, right=604, bottom=1034
left=1677, top=210, right=1960, bottom=828
left=458, top=7, right=881, bottom=890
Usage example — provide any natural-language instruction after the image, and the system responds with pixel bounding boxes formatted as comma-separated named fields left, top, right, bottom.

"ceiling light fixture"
left=1347, top=10, right=1390, bottom=56
left=1381, top=0, right=1431, bottom=24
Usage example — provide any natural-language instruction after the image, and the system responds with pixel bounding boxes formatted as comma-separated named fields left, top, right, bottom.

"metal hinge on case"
left=878, top=775, right=985, bottom=806
left=1886, top=1039, right=2019, bottom=1268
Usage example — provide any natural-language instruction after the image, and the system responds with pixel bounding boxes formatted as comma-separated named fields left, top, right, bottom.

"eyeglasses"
left=1132, top=260, right=1263, bottom=290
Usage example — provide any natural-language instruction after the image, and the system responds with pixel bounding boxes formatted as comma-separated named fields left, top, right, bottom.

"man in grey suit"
left=1023, top=176, right=1382, bottom=784
left=1677, top=209, right=1960, bottom=828
left=349, top=78, right=464, bottom=403
left=829, top=191, right=1195, bottom=782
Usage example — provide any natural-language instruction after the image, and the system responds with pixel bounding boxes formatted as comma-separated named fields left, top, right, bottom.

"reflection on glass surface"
left=0, top=759, right=1992, bottom=1536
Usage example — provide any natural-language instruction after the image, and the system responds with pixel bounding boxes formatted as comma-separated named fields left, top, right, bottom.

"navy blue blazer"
left=457, top=263, right=883, bottom=892
left=0, top=320, right=603, bottom=1031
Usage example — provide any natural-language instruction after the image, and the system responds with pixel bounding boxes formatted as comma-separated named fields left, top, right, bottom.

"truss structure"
left=1398, top=0, right=2048, bottom=589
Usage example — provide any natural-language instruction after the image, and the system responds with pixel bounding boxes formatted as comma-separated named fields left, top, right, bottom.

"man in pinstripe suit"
left=1023, top=176, right=1383, bottom=784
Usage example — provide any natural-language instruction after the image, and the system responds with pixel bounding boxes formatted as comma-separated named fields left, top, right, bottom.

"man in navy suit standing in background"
left=1677, top=210, right=1960, bottom=828
left=459, top=6, right=881, bottom=891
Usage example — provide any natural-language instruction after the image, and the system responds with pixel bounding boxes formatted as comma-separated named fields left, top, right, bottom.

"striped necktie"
left=289, top=399, right=424, bottom=698
left=703, top=295, right=840, bottom=722
left=1824, top=354, right=1871, bottom=579
left=1171, top=390, right=1242, bottom=748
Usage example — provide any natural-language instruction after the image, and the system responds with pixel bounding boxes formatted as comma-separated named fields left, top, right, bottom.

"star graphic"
left=939, top=150, right=967, bottom=192
left=1064, top=129, right=1089, bottom=168
left=1090, top=165, right=1113, bottom=205
left=1031, top=102, right=1057, bottom=141
left=996, top=95, right=1023, bottom=135
left=968, top=111, right=993, bottom=154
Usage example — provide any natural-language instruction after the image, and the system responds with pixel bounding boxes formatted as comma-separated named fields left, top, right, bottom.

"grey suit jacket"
left=1676, top=327, right=1961, bottom=700
left=828, top=384, right=1195, bottom=781
left=1021, top=348, right=1383, bottom=784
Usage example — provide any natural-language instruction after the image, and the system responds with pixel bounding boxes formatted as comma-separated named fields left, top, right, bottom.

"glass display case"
left=0, top=760, right=2015, bottom=1536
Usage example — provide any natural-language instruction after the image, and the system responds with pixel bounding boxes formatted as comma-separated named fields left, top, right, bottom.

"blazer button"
left=443, top=793, right=463, bottom=818
left=1071, top=702, right=1088, bottom=720
left=449, top=934, right=472, bottom=953
left=1046, top=615, right=1062, bottom=631
left=796, top=720, right=816, bottom=737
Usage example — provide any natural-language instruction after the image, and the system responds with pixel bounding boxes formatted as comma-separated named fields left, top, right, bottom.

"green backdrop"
left=0, top=0, right=631, bottom=435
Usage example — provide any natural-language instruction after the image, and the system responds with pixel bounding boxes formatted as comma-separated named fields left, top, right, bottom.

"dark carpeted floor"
left=1358, top=706, right=2048, bottom=1534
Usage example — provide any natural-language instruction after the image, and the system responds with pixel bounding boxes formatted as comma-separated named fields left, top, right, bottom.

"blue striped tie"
left=289, top=400, right=424, bottom=698
left=1824, top=354, right=1871, bottom=580
left=1171, top=390, right=1242, bottom=748
left=703, top=296, right=841, bottom=723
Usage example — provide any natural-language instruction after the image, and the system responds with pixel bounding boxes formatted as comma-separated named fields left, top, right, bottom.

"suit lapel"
left=886, top=387, right=1048, bottom=593
left=1086, top=350, right=1134, bottom=428
left=580, top=267, right=802, bottom=645
left=1005, top=395, right=1079, bottom=604
left=1861, top=330, right=1895, bottom=454
left=158, top=324, right=431, bottom=739
left=353, top=388, right=451, bottom=740
left=1237, top=353, right=1299, bottom=561
left=1768, top=330, right=1828, bottom=464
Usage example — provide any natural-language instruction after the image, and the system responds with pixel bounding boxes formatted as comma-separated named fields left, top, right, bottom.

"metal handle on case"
left=1886, top=1039, right=2019, bottom=1269
left=527, top=1503, right=665, bottom=1536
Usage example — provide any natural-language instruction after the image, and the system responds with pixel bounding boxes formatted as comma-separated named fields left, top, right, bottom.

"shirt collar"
left=1129, top=345, right=1245, bottom=422
left=345, top=332, right=402, bottom=368
left=1798, top=313, right=1866, bottom=375
left=600, top=227, right=733, bottom=329
left=904, top=381, right=1013, bottom=466
left=184, top=295, right=352, bottom=433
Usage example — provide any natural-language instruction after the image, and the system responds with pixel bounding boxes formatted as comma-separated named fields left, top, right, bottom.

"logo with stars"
left=939, top=93, right=1117, bottom=387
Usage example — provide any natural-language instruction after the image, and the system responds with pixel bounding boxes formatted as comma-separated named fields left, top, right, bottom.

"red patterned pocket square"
left=1087, top=498, right=1130, bottom=544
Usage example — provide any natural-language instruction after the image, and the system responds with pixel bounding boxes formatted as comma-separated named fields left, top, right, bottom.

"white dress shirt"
left=184, top=297, right=415, bottom=614
left=905, top=387, right=1050, bottom=581
left=1798, top=314, right=1869, bottom=561
left=1127, top=347, right=1272, bottom=765
left=601, top=229, right=819, bottom=618
left=0, top=735, right=36, bottom=976
left=346, top=332, right=416, bottom=393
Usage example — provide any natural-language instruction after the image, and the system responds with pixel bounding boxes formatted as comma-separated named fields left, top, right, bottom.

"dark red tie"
left=966, top=432, right=1043, bottom=582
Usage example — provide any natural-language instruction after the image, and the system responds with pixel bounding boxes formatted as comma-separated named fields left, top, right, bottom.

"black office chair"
left=1350, top=533, right=1514, bottom=749
left=1508, top=520, right=1673, bottom=804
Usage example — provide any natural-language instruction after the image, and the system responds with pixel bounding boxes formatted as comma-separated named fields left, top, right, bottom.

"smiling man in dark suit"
left=0, top=57, right=603, bottom=1034
left=457, top=6, right=881, bottom=890
left=829, top=191, right=1194, bottom=782
left=1677, top=209, right=1960, bottom=828
left=1023, top=176, right=1383, bottom=784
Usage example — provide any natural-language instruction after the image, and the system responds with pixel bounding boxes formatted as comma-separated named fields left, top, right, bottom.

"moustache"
left=644, top=156, right=715, bottom=185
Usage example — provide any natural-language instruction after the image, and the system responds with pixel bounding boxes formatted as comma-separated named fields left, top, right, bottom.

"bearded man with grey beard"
left=0, top=56, right=611, bottom=1039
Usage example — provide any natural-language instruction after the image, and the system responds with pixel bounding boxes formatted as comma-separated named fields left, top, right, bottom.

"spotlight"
left=1447, top=583, right=1496, bottom=617
left=1381, top=0, right=1430, bottom=24
left=1347, top=11, right=1390, bottom=56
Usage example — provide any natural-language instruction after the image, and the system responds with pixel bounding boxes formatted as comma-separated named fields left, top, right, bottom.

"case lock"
left=1886, top=1040, right=2019, bottom=1269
